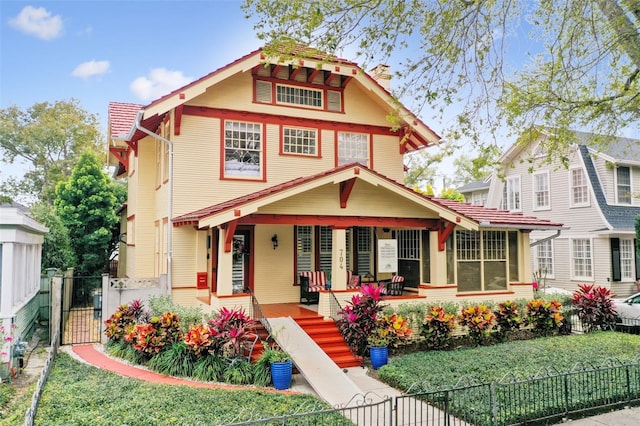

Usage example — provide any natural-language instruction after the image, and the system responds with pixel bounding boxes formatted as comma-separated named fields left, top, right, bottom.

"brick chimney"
left=370, top=64, right=391, bottom=91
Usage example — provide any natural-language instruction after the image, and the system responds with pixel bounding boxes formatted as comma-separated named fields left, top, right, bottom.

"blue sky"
left=1, top=0, right=261, bottom=130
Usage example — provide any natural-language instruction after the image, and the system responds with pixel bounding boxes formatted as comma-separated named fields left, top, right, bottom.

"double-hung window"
left=533, top=172, right=550, bottom=210
left=501, top=176, right=521, bottom=211
left=571, top=238, right=593, bottom=279
left=534, top=240, right=554, bottom=278
left=620, top=239, right=634, bottom=280
left=223, top=120, right=262, bottom=179
left=337, top=132, right=369, bottom=166
left=616, top=166, right=631, bottom=204
left=570, top=168, right=589, bottom=206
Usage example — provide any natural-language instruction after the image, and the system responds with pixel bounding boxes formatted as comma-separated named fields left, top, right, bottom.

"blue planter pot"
left=271, top=360, right=292, bottom=390
left=370, top=346, right=388, bottom=370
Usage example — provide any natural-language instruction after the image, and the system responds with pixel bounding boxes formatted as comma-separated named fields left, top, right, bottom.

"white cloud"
left=9, top=6, right=63, bottom=40
left=130, top=68, right=193, bottom=101
left=71, top=60, right=110, bottom=79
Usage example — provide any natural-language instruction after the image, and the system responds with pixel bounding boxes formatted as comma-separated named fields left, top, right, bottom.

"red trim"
left=223, top=220, right=238, bottom=252
left=184, top=105, right=396, bottom=136
left=174, top=105, right=183, bottom=136
left=271, top=65, right=282, bottom=78
left=325, top=73, right=338, bottom=86
left=307, top=69, right=320, bottom=83
left=109, top=147, right=129, bottom=172
left=236, top=214, right=440, bottom=228
left=438, top=221, right=456, bottom=251
left=342, top=76, right=352, bottom=88
left=339, top=178, right=356, bottom=208
left=290, top=67, right=302, bottom=80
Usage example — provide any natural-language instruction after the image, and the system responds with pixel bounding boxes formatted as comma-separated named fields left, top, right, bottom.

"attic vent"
left=256, top=80, right=272, bottom=103
left=327, top=90, right=342, bottom=112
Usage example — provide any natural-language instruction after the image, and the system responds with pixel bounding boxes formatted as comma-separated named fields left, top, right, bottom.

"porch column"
left=430, top=230, right=448, bottom=285
left=216, top=229, right=234, bottom=296
left=331, top=228, right=348, bottom=290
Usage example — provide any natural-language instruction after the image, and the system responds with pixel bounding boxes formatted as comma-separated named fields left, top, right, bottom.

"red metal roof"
left=431, top=197, right=564, bottom=229
left=173, top=163, right=563, bottom=230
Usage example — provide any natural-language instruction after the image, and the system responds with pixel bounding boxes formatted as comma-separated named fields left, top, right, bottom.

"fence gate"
left=61, top=275, right=103, bottom=345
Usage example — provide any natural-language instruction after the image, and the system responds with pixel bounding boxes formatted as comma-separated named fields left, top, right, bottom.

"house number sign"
left=339, top=249, right=344, bottom=269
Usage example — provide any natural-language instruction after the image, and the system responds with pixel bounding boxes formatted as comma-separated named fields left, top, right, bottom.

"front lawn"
left=31, top=353, right=331, bottom=426
left=378, top=331, right=640, bottom=390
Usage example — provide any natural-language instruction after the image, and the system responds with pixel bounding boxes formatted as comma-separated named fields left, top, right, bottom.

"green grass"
left=379, top=331, right=640, bottom=390
left=31, top=353, right=332, bottom=426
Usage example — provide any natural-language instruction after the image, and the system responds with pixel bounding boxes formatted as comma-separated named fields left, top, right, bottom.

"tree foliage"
left=54, top=152, right=119, bottom=276
left=243, top=0, right=640, bottom=155
left=451, top=145, right=501, bottom=187
left=0, top=99, right=102, bottom=205
left=404, top=142, right=457, bottom=188
left=30, top=203, right=76, bottom=272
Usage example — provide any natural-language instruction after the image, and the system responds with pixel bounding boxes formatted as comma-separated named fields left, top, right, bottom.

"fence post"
left=563, top=372, right=570, bottom=418
left=625, top=364, right=631, bottom=405
left=490, top=381, right=498, bottom=426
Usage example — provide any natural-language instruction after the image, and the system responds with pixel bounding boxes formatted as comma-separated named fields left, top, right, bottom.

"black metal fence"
left=61, top=275, right=103, bottom=345
left=227, top=357, right=640, bottom=426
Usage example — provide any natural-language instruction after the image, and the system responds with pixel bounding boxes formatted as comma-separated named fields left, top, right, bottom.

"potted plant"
left=367, top=328, right=389, bottom=370
left=257, top=343, right=292, bottom=390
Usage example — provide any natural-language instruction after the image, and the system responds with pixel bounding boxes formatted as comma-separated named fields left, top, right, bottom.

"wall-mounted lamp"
left=271, top=234, right=278, bottom=250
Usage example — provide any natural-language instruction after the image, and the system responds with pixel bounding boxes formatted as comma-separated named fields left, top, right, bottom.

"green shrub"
left=223, top=358, right=254, bottom=385
left=192, top=354, right=226, bottom=382
left=147, top=342, right=196, bottom=377
left=149, top=296, right=204, bottom=332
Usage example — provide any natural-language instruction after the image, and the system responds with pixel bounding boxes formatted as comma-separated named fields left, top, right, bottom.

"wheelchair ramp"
left=268, top=317, right=362, bottom=407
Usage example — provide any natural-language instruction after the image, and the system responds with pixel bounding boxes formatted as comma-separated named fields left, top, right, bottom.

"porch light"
left=271, top=234, right=278, bottom=250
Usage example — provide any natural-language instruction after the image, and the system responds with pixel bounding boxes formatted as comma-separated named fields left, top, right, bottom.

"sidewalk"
left=551, top=406, right=640, bottom=426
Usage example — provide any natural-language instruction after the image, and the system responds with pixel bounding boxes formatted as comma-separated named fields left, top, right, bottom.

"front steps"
left=294, top=317, right=361, bottom=368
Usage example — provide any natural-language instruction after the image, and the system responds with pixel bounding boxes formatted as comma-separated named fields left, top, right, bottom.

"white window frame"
left=501, top=176, right=521, bottom=212
left=532, top=171, right=550, bottom=210
left=570, top=238, right=593, bottom=280
left=615, top=166, right=632, bottom=205
left=570, top=167, right=589, bottom=207
left=276, top=83, right=323, bottom=109
left=282, top=126, right=318, bottom=156
left=534, top=239, right=554, bottom=279
left=337, top=132, right=369, bottom=166
left=620, top=238, right=634, bottom=280
left=223, top=120, right=263, bottom=180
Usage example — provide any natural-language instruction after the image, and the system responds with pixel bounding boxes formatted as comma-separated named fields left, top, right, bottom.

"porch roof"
left=172, top=164, right=563, bottom=231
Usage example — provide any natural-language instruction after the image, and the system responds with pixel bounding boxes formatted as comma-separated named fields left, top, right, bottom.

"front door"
left=232, top=228, right=253, bottom=294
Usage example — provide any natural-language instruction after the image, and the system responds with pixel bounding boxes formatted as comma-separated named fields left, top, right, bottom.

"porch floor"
left=260, top=303, right=319, bottom=319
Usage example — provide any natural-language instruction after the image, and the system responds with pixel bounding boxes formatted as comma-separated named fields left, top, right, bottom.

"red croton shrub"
left=459, top=305, right=496, bottom=345
left=104, top=299, right=146, bottom=343
left=421, top=306, right=457, bottom=350
left=125, top=312, right=183, bottom=356
left=184, top=323, right=218, bottom=357
left=572, top=284, right=618, bottom=332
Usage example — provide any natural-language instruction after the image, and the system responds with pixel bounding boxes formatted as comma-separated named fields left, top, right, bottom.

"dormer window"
left=616, top=166, right=631, bottom=204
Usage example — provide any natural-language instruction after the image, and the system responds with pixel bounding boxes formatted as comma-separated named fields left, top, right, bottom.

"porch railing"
left=328, top=289, right=343, bottom=321
left=246, top=288, right=272, bottom=336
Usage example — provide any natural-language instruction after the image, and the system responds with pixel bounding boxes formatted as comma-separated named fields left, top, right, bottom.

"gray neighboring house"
left=0, top=203, right=48, bottom=376
left=484, top=130, right=640, bottom=297
left=457, top=177, right=491, bottom=206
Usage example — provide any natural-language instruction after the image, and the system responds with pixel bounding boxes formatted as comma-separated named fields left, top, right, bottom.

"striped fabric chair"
left=299, top=271, right=326, bottom=304
left=382, top=274, right=405, bottom=296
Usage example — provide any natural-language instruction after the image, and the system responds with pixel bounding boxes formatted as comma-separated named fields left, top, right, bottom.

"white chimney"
left=370, top=64, right=391, bottom=91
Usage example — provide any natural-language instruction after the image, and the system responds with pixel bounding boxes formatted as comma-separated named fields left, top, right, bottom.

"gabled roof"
left=109, top=46, right=441, bottom=151
left=108, top=102, right=143, bottom=139
left=457, top=178, right=491, bottom=194
left=173, top=163, right=563, bottom=231
left=579, top=145, right=640, bottom=231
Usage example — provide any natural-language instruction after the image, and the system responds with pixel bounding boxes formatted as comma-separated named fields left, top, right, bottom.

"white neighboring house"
left=0, top=203, right=48, bottom=375
left=485, top=130, right=640, bottom=297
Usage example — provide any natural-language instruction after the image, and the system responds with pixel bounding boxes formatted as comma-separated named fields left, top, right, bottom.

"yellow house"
left=107, top=47, right=563, bottom=319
